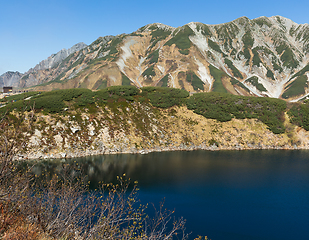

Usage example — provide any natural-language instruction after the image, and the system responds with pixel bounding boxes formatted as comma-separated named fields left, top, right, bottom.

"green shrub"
left=187, top=92, right=286, bottom=134
left=35, top=88, right=94, bottom=111
left=208, top=138, right=219, bottom=147
left=164, top=25, right=194, bottom=50
left=252, top=48, right=262, bottom=66
left=224, top=58, right=243, bottom=79
left=95, top=85, right=139, bottom=103
left=148, top=25, right=172, bottom=50
left=253, top=17, right=272, bottom=28
left=281, top=48, right=299, bottom=69
left=245, top=76, right=267, bottom=92
left=108, top=36, right=124, bottom=56
left=196, top=24, right=212, bottom=37
left=288, top=101, right=309, bottom=131
left=74, top=90, right=95, bottom=107
left=266, top=69, right=275, bottom=80
left=230, top=79, right=250, bottom=93
left=186, top=71, right=204, bottom=91
left=243, top=48, right=251, bottom=63
left=1, top=91, right=39, bottom=103
left=208, top=39, right=223, bottom=54
left=178, top=49, right=190, bottom=55
left=282, top=75, right=308, bottom=99
left=157, top=75, right=169, bottom=87
left=142, top=66, right=156, bottom=77
left=2, top=88, right=95, bottom=113
left=290, top=64, right=309, bottom=79
left=276, top=44, right=299, bottom=69
left=272, top=60, right=283, bottom=73
left=32, top=95, right=66, bottom=113
left=147, top=49, right=159, bottom=64
left=122, top=74, right=131, bottom=86
left=141, top=87, right=189, bottom=108
left=208, top=65, right=228, bottom=93
left=242, top=31, right=254, bottom=48
left=94, top=79, right=108, bottom=90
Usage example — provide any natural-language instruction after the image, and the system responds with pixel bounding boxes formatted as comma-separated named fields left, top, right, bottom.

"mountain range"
left=2, top=15, right=309, bottom=101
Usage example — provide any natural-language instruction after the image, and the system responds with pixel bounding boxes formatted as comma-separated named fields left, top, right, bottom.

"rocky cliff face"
left=19, top=42, right=88, bottom=88
left=0, top=71, right=23, bottom=88
left=32, top=42, right=88, bottom=71
left=1, top=43, right=87, bottom=89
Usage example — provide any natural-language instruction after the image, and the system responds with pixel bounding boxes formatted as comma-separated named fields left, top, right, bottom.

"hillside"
left=4, top=16, right=309, bottom=102
left=2, top=86, right=309, bottom=160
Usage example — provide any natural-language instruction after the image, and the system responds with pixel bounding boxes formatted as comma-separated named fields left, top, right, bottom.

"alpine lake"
left=29, top=150, right=309, bottom=240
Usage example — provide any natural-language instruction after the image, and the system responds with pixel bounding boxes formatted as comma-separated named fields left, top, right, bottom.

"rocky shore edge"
left=16, top=142, right=306, bottom=161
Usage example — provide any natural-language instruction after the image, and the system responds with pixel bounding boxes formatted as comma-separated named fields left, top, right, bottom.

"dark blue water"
left=33, top=150, right=309, bottom=240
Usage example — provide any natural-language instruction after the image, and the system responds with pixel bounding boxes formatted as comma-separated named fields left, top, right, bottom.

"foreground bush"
left=2, top=174, right=188, bottom=239
left=0, top=111, right=189, bottom=240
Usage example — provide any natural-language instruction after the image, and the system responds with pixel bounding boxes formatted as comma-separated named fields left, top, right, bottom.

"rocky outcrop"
left=16, top=105, right=309, bottom=160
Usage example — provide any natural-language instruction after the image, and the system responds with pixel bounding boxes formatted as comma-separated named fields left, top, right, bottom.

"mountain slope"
left=0, top=43, right=87, bottom=89
left=6, top=16, right=309, bottom=101
left=19, top=42, right=88, bottom=88
left=0, top=71, right=23, bottom=88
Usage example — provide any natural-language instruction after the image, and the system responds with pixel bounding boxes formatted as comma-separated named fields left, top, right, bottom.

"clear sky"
left=1, top=0, right=309, bottom=75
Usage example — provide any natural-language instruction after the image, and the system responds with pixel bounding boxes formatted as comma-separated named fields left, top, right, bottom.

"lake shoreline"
left=17, top=142, right=305, bottom=160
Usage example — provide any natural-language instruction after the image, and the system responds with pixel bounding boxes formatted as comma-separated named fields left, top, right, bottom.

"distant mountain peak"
left=138, top=23, right=175, bottom=33
left=30, top=42, right=87, bottom=72
left=0, top=71, right=23, bottom=88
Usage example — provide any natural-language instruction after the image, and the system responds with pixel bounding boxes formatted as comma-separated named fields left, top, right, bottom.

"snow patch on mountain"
left=169, top=73, right=177, bottom=88
left=134, top=57, right=145, bottom=87
left=116, top=38, right=137, bottom=73
left=188, top=22, right=209, bottom=58
left=194, top=57, right=213, bottom=91
left=261, top=79, right=283, bottom=98
left=157, top=65, right=165, bottom=74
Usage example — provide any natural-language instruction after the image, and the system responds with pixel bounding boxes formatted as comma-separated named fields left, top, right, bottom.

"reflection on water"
left=29, top=150, right=309, bottom=240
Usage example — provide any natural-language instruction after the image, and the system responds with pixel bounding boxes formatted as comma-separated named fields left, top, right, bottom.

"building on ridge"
left=3, top=87, right=13, bottom=93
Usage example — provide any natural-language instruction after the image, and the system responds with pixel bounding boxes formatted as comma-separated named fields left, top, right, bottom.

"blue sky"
left=1, top=0, right=309, bottom=75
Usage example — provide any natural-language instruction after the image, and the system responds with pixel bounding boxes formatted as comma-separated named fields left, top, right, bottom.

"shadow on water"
left=26, top=150, right=309, bottom=240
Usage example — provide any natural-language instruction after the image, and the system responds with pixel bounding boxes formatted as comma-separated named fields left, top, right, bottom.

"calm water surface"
left=33, top=150, right=309, bottom=240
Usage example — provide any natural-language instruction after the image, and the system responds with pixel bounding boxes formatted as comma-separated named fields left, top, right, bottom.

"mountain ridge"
left=3, top=16, right=309, bottom=101
left=0, top=42, right=87, bottom=88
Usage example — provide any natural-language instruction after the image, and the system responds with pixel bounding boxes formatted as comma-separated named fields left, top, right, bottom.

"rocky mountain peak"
left=30, top=42, right=87, bottom=72
left=0, top=71, right=23, bottom=88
